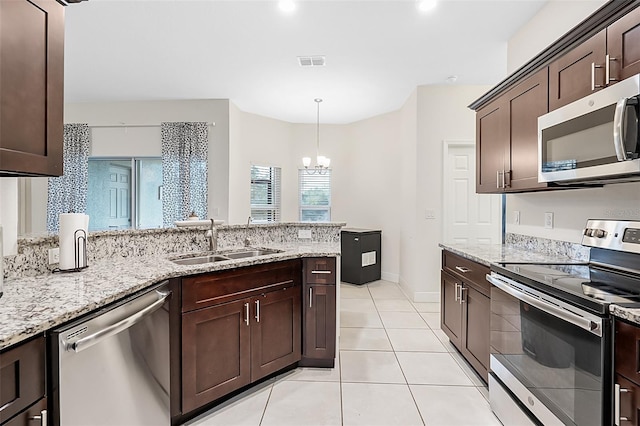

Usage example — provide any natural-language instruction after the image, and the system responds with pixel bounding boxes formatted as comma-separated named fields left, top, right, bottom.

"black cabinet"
left=341, top=229, right=381, bottom=285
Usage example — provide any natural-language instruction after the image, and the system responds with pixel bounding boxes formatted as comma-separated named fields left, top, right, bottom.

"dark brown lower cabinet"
left=441, top=250, right=490, bottom=383
left=301, top=284, right=336, bottom=367
left=4, top=398, right=47, bottom=426
left=615, top=319, right=640, bottom=425
left=0, top=336, right=46, bottom=424
left=616, top=374, right=640, bottom=425
left=250, top=286, right=301, bottom=380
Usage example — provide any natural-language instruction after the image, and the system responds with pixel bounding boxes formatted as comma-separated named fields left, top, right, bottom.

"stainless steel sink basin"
left=170, top=248, right=282, bottom=265
left=224, top=249, right=282, bottom=259
left=171, top=254, right=231, bottom=265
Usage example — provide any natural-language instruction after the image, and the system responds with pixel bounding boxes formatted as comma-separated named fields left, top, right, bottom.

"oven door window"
left=491, top=286, right=603, bottom=426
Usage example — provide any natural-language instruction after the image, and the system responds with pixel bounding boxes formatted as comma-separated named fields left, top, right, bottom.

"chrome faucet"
left=206, top=218, right=218, bottom=252
left=244, top=216, right=252, bottom=247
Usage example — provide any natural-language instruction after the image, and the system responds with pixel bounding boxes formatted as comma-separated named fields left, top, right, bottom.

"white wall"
left=0, top=179, right=18, bottom=255
left=408, top=85, right=490, bottom=302
left=505, top=0, right=638, bottom=242
left=507, top=0, right=608, bottom=73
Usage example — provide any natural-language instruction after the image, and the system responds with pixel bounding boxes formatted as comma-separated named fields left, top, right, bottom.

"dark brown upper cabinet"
left=476, top=68, right=549, bottom=193
left=0, top=0, right=64, bottom=177
left=607, top=6, right=640, bottom=84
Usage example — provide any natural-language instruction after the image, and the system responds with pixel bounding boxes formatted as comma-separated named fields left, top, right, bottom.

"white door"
left=107, top=164, right=131, bottom=229
left=443, top=141, right=501, bottom=245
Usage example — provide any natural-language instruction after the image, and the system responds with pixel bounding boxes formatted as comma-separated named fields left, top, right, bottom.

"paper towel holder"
left=55, top=229, right=88, bottom=273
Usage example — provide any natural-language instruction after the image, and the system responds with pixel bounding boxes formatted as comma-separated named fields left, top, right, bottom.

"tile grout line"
left=257, top=380, right=275, bottom=426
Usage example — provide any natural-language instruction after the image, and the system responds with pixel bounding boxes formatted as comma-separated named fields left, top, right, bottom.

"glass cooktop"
left=491, top=262, right=640, bottom=315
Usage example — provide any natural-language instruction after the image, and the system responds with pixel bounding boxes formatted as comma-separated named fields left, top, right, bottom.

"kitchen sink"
left=170, top=248, right=282, bottom=265
left=171, top=254, right=231, bottom=265
left=224, top=249, right=282, bottom=259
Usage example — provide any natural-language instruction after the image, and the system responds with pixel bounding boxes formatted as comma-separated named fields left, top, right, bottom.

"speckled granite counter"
left=439, top=243, right=584, bottom=267
left=610, top=305, right=640, bottom=326
left=0, top=242, right=339, bottom=351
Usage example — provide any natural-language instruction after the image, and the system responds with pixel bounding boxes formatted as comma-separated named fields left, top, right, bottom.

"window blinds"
left=298, top=169, right=331, bottom=222
left=250, top=165, right=281, bottom=223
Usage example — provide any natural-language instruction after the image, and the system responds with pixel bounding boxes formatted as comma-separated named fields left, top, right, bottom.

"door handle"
left=615, top=383, right=630, bottom=425
left=459, top=286, right=466, bottom=304
left=591, top=62, right=604, bottom=91
left=309, top=288, right=313, bottom=308
left=454, top=283, right=460, bottom=302
left=311, top=270, right=332, bottom=274
left=606, top=54, right=618, bottom=85
left=455, top=266, right=470, bottom=273
left=244, top=302, right=250, bottom=326
left=255, top=300, right=260, bottom=323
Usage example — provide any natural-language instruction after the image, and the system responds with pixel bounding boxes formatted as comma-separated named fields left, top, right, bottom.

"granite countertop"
left=0, top=242, right=339, bottom=351
left=439, top=243, right=585, bottom=267
left=610, top=305, right=640, bottom=326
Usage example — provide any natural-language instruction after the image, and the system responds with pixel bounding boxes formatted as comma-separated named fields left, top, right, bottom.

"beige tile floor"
left=187, top=280, right=501, bottom=426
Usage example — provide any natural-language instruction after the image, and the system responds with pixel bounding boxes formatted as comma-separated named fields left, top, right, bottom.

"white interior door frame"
left=442, top=140, right=473, bottom=244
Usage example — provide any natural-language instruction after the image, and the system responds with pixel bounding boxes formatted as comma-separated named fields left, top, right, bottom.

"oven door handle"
left=487, top=274, right=601, bottom=336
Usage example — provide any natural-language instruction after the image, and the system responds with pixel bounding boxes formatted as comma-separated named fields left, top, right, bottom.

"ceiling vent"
left=298, top=56, right=326, bottom=67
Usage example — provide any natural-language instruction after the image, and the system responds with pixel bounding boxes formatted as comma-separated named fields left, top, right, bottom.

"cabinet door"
left=251, top=286, right=302, bottom=381
left=607, top=7, right=640, bottom=84
left=441, top=271, right=463, bottom=349
left=462, top=284, right=490, bottom=383
left=182, top=299, right=251, bottom=412
left=302, top=284, right=336, bottom=365
left=0, top=337, right=45, bottom=423
left=506, top=68, right=549, bottom=192
left=475, top=98, right=507, bottom=193
left=4, top=397, right=47, bottom=426
left=616, top=320, right=640, bottom=384
left=549, top=29, right=607, bottom=111
left=0, top=0, right=63, bottom=176
left=616, top=374, right=640, bottom=426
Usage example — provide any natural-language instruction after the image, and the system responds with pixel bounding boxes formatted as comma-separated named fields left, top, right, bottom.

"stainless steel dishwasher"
left=50, top=281, right=171, bottom=426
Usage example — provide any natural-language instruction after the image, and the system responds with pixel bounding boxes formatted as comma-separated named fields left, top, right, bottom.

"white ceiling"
left=64, top=0, right=547, bottom=124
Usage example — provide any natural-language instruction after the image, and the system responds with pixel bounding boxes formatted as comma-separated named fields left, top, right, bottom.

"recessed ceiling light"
left=417, top=0, right=437, bottom=13
left=279, top=0, right=296, bottom=13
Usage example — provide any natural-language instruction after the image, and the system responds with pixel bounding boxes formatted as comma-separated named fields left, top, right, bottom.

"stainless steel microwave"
left=538, top=73, right=640, bottom=184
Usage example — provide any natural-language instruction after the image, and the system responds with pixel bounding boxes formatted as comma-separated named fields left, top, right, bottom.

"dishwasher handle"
left=68, top=290, right=170, bottom=353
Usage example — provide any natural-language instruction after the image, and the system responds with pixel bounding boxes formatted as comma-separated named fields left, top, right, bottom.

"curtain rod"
left=87, top=122, right=216, bottom=129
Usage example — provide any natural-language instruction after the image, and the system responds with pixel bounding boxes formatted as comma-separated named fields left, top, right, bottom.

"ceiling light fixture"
left=302, top=98, right=331, bottom=174
left=279, top=0, right=296, bottom=13
left=416, top=0, right=437, bottom=13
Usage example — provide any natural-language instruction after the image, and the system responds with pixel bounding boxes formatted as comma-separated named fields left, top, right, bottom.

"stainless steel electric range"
left=488, top=219, right=640, bottom=426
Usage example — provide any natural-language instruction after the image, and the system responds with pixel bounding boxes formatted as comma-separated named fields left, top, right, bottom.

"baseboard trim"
left=381, top=271, right=399, bottom=283
left=413, top=291, right=440, bottom=303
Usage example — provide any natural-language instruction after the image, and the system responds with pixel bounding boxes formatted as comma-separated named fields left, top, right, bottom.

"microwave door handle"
left=614, top=97, right=629, bottom=161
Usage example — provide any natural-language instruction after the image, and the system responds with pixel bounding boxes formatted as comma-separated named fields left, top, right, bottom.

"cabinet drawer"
left=304, top=258, right=336, bottom=285
left=4, top=397, right=47, bottom=426
left=182, top=260, right=302, bottom=312
left=0, top=336, right=45, bottom=423
left=616, top=319, right=640, bottom=384
left=442, top=251, right=490, bottom=295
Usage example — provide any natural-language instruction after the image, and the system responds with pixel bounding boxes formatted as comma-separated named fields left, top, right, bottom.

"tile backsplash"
left=4, top=222, right=344, bottom=279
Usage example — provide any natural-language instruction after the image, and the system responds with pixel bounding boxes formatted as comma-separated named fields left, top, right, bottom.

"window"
left=250, top=165, right=281, bottom=223
left=299, top=169, right=331, bottom=221
left=87, top=158, right=163, bottom=231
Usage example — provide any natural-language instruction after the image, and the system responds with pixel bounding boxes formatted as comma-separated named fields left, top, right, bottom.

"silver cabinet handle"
left=454, top=283, right=459, bottom=302
left=311, top=270, right=332, bottom=274
left=309, top=288, right=313, bottom=308
left=68, top=290, right=170, bottom=353
left=487, top=273, right=602, bottom=336
left=459, top=287, right=466, bottom=304
left=29, top=409, right=47, bottom=425
left=591, top=62, right=604, bottom=91
left=255, top=300, right=260, bottom=322
left=615, top=383, right=630, bottom=425
left=244, top=302, right=250, bottom=326
left=496, top=170, right=500, bottom=189
left=607, top=54, right=618, bottom=85
left=455, top=266, right=470, bottom=273
left=613, top=97, right=630, bottom=161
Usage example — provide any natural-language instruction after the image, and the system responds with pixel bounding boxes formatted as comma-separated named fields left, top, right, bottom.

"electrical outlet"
left=48, top=247, right=60, bottom=264
left=298, top=229, right=312, bottom=239
left=425, top=209, right=436, bottom=219
left=514, top=211, right=520, bottom=225
left=544, top=212, right=554, bottom=229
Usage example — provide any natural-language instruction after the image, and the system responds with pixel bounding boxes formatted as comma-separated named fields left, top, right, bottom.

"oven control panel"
left=623, top=228, right=640, bottom=244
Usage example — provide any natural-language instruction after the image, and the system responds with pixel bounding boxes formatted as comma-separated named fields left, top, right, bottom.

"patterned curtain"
left=161, top=122, right=209, bottom=226
left=46, top=124, right=91, bottom=232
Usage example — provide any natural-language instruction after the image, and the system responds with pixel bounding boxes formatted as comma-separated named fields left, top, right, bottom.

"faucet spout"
left=244, top=216, right=252, bottom=247
left=208, top=218, right=218, bottom=252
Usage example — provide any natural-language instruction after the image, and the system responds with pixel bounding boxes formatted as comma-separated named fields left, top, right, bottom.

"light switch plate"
left=425, top=209, right=436, bottom=219
left=544, top=212, right=554, bottom=229
left=514, top=211, right=520, bottom=225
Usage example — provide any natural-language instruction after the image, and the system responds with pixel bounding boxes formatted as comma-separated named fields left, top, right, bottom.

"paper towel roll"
left=59, top=213, right=90, bottom=270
